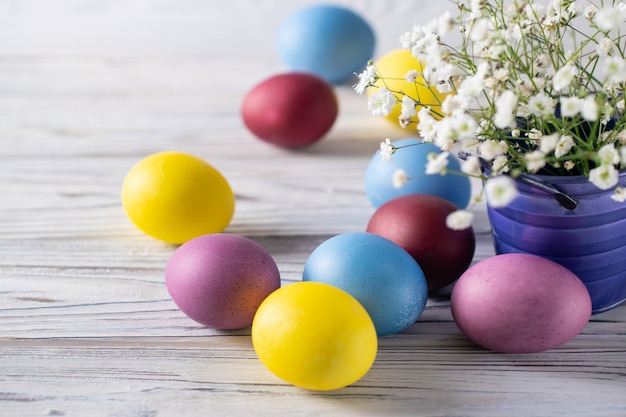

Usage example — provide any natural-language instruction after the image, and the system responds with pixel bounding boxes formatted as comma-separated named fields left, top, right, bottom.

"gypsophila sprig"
left=356, top=0, right=626, bottom=228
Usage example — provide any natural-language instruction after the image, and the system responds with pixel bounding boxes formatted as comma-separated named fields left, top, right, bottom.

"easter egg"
left=368, top=49, right=447, bottom=128
left=165, top=234, right=281, bottom=329
left=366, top=194, right=475, bottom=291
left=276, top=5, right=375, bottom=83
left=121, top=151, right=235, bottom=244
left=252, top=281, right=377, bottom=391
left=451, top=254, right=592, bottom=353
left=364, top=137, right=471, bottom=209
left=302, top=232, right=428, bottom=336
left=241, top=73, right=338, bottom=149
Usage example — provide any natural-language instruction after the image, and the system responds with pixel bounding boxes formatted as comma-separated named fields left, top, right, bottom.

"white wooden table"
left=1, top=1, right=625, bottom=416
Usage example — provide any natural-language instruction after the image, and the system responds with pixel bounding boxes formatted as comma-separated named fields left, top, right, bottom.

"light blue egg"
left=365, top=137, right=472, bottom=209
left=276, top=5, right=375, bottom=84
left=302, top=232, right=428, bottom=336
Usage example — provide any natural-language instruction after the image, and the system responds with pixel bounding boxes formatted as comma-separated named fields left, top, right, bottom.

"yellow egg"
left=252, top=282, right=377, bottom=391
left=121, top=151, right=235, bottom=244
left=369, top=49, right=448, bottom=128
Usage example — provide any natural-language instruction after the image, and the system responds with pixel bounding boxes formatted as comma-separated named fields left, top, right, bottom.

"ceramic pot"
left=487, top=171, right=626, bottom=314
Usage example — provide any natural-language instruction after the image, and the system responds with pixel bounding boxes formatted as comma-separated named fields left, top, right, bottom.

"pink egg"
left=241, top=72, right=338, bottom=149
left=366, top=194, right=475, bottom=291
left=451, top=254, right=592, bottom=353
left=165, top=234, right=281, bottom=329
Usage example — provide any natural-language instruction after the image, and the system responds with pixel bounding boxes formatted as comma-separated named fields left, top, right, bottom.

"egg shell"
left=241, top=73, right=338, bottom=149
left=276, top=5, right=375, bottom=83
left=121, top=151, right=235, bottom=244
left=451, top=254, right=592, bottom=353
left=165, top=234, right=281, bottom=330
left=365, top=137, right=471, bottom=209
left=252, top=281, right=377, bottom=391
left=368, top=49, right=447, bottom=127
left=366, top=194, right=475, bottom=291
left=302, top=232, right=428, bottom=336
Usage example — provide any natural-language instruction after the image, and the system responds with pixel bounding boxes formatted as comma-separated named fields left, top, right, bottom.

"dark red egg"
left=366, top=194, right=475, bottom=291
left=241, top=72, right=338, bottom=149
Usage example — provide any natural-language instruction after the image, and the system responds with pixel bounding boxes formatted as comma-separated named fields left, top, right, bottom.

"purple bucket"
left=487, top=171, right=626, bottom=314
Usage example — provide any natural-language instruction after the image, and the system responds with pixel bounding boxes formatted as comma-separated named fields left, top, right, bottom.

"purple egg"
left=165, top=234, right=281, bottom=329
left=451, top=254, right=591, bottom=353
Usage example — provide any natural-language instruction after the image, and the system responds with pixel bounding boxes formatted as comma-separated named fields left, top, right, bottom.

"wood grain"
left=1, top=1, right=626, bottom=416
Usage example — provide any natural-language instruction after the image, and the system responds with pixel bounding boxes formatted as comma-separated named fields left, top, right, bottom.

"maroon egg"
left=241, top=72, right=338, bottom=149
left=165, top=234, right=281, bottom=329
left=366, top=194, right=475, bottom=291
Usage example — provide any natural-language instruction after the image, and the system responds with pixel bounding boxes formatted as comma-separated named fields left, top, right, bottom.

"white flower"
left=461, top=155, right=482, bottom=176
left=392, top=169, right=408, bottom=188
left=539, top=133, right=560, bottom=154
left=494, top=90, right=518, bottom=129
left=597, top=143, right=620, bottom=166
left=470, top=18, right=490, bottom=42
left=584, top=5, right=599, bottom=20
left=417, top=107, right=438, bottom=142
left=425, top=151, right=450, bottom=174
left=527, top=128, right=543, bottom=140
left=555, top=134, right=575, bottom=157
left=524, top=150, right=547, bottom=173
left=492, top=155, right=510, bottom=173
left=612, top=186, right=626, bottom=202
left=479, top=139, right=507, bottom=161
left=604, top=57, right=626, bottom=84
left=354, top=65, right=376, bottom=94
left=581, top=95, right=599, bottom=121
left=597, top=37, right=615, bottom=56
left=485, top=175, right=519, bottom=208
left=446, top=210, right=475, bottom=230
left=437, top=10, right=455, bottom=36
left=400, top=95, right=417, bottom=119
left=553, top=64, right=578, bottom=91
left=405, top=69, right=419, bottom=82
left=560, top=96, right=583, bottom=118
left=368, top=88, right=396, bottom=117
left=589, top=164, right=619, bottom=190
left=594, top=4, right=626, bottom=31
left=451, top=112, right=479, bottom=140
left=379, top=138, right=396, bottom=162
left=527, top=92, right=555, bottom=117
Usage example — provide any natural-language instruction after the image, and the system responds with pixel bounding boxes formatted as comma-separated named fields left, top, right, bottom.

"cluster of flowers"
left=355, top=0, right=626, bottom=229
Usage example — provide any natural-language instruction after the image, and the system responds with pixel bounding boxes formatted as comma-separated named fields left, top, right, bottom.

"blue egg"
left=303, top=232, right=428, bottom=336
left=276, top=5, right=375, bottom=84
left=365, top=137, right=472, bottom=209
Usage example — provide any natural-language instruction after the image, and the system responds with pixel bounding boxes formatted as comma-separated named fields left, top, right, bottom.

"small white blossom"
left=597, top=37, right=615, bottom=56
left=555, top=134, right=575, bottom=157
left=446, top=210, right=475, bottom=230
left=470, top=18, right=490, bottom=41
left=400, top=95, right=417, bottom=119
left=492, top=155, right=510, bottom=173
left=417, top=107, right=438, bottom=142
left=461, top=155, right=482, bottom=176
left=584, top=5, right=599, bottom=20
left=612, top=186, right=626, bottom=202
left=354, top=65, right=376, bottom=94
left=560, top=96, right=583, bottom=117
left=604, top=57, right=626, bottom=84
left=527, top=128, right=543, bottom=140
left=525, top=150, right=547, bottom=173
left=392, top=169, right=408, bottom=188
left=594, top=4, right=626, bottom=31
left=485, top=175, right=519, bottom=207
left=425, top=151, right=450, bottom=174
left=589, top=164, right=619, bottom=190
left=494, top=90, right=518, bottom=129
left=379, top=138, right=396, bottom=162
left=581, top=95, right=599, bottom=121
left=540, top=133, right=560, bottom=154
left=597, top=143, right=620, bottom=166
left=405, top=69, right=419, bottom=82
left=479, top=139, right=507, bottom=161
left=368, top=88, right=396, bottom=117
left=527, top=92, right=555, bottom=117
left=451, top=112, right=479, bottom=140
left=553, top=64, right=578, bottom=91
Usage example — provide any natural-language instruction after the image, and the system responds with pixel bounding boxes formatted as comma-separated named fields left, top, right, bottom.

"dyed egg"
left=302, top=232, right=428, bottom=336
left=451, top=254, right=592, bottom=353
left=276, top=5, right=375, bottom=83
left=241, top=73, right=338, bottom=149
left=366, top=194, right=475, bottom=291
left=368, top=49, right=447, bottom=127
left=122, top=151, right=235, bottom=244
left=364, top=137, right=471, bottom=209
left=165, top=234, right=281, bottom=330
left=252, top=281, right=377, bottom=391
